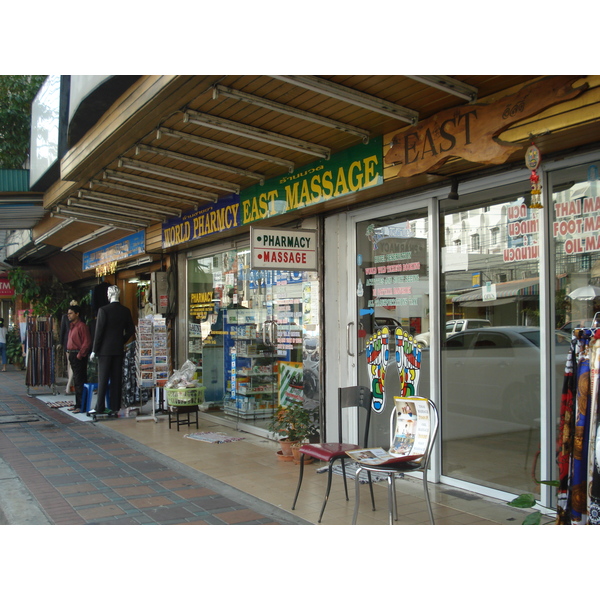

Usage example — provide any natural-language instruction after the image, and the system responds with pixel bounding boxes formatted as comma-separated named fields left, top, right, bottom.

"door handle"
left=271, top=320, right=277, bottom=347
left=347, top=322, right=355, bottom=357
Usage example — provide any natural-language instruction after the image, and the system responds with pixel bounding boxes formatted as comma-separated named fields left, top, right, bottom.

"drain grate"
left=0, top=414, right=43, bottom=424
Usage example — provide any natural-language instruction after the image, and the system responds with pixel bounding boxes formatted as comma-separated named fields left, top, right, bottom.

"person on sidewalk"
left=0, top=317, right=7, bottom=372
left=60, top=300, right=78, bottom=393
left=66, top=305, right=92, bottom=414
left=89, top=285, right=134, bottom=416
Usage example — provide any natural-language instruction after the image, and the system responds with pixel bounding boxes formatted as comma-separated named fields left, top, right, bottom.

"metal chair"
left=352, top=396, right=439, bottom=525
left=292, top=386, right=376, bottom=523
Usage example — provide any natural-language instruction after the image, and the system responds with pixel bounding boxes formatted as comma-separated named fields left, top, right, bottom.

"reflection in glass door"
left=354, top=208, right=430, bottom=447
left=187, top=247, right=320, bottom=435
left=438, top=180, right=561, bottom=497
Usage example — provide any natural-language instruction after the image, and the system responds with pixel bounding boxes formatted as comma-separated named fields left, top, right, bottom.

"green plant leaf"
left=522, top=511, right=542, bottom=525
left=508, top=493, right=536, bottom=508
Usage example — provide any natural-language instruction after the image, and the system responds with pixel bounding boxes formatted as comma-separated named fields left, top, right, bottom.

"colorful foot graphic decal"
left=366, top=327, right=389, bottom=412
left=395, top=327, right=422, bottom=397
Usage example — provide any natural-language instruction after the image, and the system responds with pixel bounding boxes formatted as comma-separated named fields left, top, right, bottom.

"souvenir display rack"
left=135, top=316, right=170, bottom=422
left=25, top=316, right=57, bottom=395
left=136, top=316, right=170, bottom=389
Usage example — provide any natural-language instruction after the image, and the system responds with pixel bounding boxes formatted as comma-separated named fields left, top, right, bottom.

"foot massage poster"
left=366, top=326, right=422, bottom=413
left=359, top=219, right=426, bottom=414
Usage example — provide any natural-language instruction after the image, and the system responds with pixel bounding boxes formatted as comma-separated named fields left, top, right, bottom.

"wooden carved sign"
left=385, top=76, right=588, bottom=178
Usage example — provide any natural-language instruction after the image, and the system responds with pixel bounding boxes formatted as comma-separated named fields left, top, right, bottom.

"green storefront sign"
left=240, top=137, right=383, bottom=225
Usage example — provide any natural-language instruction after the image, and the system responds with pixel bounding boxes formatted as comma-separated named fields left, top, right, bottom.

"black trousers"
left=68, top=353, right=88, bottom=409
left=96, top=354, right=124, bottom=413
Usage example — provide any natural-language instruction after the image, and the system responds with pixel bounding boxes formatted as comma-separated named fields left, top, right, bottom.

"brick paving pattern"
left=0, top=370, right=308, bottom=525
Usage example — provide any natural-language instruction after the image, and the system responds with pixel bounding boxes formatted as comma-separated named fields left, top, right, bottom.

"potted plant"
left=268, top=400, right=319, bottom=462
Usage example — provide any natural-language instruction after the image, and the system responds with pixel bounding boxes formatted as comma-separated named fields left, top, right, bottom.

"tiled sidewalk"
left=0, top=369, right=309, bottom=525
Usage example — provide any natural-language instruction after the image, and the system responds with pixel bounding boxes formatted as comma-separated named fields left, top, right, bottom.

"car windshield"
left=520, top=329, right=571, bottom=347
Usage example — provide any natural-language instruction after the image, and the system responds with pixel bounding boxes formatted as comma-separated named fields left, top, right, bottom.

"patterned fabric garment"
left=556, top=331, right=600, bottom=524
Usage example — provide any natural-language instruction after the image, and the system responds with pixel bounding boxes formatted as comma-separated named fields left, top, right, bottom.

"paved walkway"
left=0, top=368, right=309, bottom=525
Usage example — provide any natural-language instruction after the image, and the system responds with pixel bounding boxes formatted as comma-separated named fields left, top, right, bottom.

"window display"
left=186, top=247, right=320, bottom=433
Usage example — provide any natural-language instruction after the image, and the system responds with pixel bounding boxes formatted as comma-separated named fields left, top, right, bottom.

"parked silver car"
left=441, top=326, right=571, bottom=424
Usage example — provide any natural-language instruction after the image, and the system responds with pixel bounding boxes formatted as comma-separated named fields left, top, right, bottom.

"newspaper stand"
left=166, top=386, right=205, bottom=431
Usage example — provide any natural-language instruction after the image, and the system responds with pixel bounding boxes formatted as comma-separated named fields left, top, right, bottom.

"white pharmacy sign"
left=250, top=227, right=318, bottom=271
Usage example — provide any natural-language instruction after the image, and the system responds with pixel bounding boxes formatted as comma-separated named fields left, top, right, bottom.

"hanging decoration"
left=525, top=142, right=543, bottom=209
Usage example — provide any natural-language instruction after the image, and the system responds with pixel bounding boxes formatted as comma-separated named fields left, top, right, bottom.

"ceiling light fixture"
left=272, top=76, right=419, bottom=125
left=61, top=225, right=116, bottom=252
left=103, top=170, right=215, bottom=204
left=19, top=244, right=46, bottom=261
left=118, top=157, right=240, bottom=194
left=135, top=144, right=265, bottom=184
left=406, top=76, right=478, bottom=102
left=183, top=110, right=331, bottom=159
left=212, top=84, right=371, bottom=143
left=67, top=198, right=162, bottom=222
left=77, top=190, right=182, bottom=217
left=89, top=178, right=194, bottom=208
left=158, top=127, right=296, bottom=172
left=33, top=217, right=76, bottom=245
left=52, top=210, right=136, bottom=232
left=55, top=206, right=149, bottom=228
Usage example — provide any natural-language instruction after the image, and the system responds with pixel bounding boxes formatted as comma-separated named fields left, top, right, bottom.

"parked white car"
left=415, top=319, right=491, bottom=347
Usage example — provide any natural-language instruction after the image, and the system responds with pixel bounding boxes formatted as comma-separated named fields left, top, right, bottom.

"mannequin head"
left=107, top=285, right=120, bottom=303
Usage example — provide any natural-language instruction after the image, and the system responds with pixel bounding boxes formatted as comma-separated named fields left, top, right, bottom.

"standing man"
left=90, top=285, right=135, bottom=416
left=66, top=305, right=92, bottom=414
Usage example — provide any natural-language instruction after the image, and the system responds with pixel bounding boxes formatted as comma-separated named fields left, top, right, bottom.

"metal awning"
left=453, top=278, right=540, bottom=303
left=0, top=197, right=45, bottom=229
left=7, top=74, right=597, bottom=266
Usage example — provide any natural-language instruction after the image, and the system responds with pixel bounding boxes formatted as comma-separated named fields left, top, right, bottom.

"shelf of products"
left=226, top=321, right=279, bottom=420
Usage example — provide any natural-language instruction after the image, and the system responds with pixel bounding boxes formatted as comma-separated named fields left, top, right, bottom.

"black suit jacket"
left=92, top=301, right=135, bottom=356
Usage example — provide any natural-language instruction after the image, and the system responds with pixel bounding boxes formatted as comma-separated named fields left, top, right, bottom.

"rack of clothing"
left=557, top=317, right=600, bottom=524
left=25, top=316, right=56, bottom=394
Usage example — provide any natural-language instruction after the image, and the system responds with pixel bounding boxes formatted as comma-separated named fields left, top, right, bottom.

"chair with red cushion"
left=291, top=386, right=376, bottom=523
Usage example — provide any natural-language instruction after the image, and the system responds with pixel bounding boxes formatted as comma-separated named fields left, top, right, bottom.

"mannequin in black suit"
left=89, top=285, right=135, bottom=415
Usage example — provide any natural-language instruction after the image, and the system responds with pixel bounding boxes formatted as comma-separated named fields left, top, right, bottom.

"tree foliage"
left=0, top=75, right=46, bottom=168
left=7, top=266, right=71, bottom=317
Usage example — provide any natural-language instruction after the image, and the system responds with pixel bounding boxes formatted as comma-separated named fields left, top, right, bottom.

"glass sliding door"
left=354, top=207, right=430, bottom=447
left=438, top=180, right=567, bottom=496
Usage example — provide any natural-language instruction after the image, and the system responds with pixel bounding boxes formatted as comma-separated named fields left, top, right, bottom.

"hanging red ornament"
left=525, top=143, right=543, bottom=208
